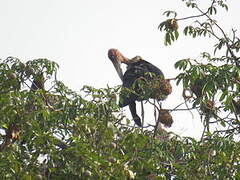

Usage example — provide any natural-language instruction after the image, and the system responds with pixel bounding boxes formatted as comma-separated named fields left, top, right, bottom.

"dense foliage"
left=0, top=0, right=239, bottom=179
left=159, top=0, right=240, bottom=137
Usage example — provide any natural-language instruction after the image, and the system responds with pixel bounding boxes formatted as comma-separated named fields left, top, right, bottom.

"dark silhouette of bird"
left=108, top=48, right=165, bottom=127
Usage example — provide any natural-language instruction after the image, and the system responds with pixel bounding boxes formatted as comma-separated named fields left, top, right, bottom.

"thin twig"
left=176, top=12, right=207, bottom=21
left=176, top=0, right=215, bottom=22
left=196, top=5, right=239, bottom=67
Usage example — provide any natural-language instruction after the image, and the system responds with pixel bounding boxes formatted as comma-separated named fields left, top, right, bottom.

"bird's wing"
left=139, top=60, right=164, bottom=77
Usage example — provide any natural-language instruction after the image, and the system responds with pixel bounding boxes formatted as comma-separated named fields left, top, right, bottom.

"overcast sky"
left=0, top=0, right=239, bottom=139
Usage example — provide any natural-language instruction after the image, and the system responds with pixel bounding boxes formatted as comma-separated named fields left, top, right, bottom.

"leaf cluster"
left=159, top=0, right=240, bottom=137
left=0, top=57, right=239, bottom=179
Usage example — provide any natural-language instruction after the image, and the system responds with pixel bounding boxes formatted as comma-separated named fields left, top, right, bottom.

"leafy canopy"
left=0, top=0, right=240, bottom=179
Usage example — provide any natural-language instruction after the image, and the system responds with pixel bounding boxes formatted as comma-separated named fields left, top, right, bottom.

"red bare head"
left=108, top=48, right=129, bottom=64
left=108, top=48, right=130, bottom=81
left=108, top=48, right=118, bottom=61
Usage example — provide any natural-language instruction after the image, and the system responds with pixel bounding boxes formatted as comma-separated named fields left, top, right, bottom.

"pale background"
left=0, top=0, right=239, bottom=139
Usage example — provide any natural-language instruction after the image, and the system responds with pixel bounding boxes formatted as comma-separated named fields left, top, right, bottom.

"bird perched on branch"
left=108, top=48, right=171, bottom=127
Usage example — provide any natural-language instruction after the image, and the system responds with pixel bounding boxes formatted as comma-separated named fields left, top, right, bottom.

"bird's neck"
left=122, top=56, right=142, bottom=65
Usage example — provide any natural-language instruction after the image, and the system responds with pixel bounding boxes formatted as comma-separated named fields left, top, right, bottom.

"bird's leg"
left=129, top=101, right=142, bottom=127
left=140, top=101, right=144, bottom=127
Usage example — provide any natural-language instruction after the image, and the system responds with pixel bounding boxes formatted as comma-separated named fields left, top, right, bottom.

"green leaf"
left=158, top=21, right=165, bottom=31
left=224, top=5, right=228, bottom=11
left=220, top=120, right=226, bottom=127
left=175, top=30, right=179, bottom=40
left=174, top=60, right=182, bottom=69
left=183, top=26, right=189, bottom=35
left=192, top=31, right=197, bottom=38
left=170, top=32, right=175, bottom=41
left=219, top=92, right=227, bottom=101
left=164, top=32, right=171, bottom=46
left=163, top=11, right=177, bottom=17
left=176, top=77, right=182, bottom=85
left=208, top=6, right=217, bottom=15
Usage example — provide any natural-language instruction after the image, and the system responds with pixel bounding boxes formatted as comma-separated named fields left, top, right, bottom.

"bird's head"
left=108, top=48, right=129, bottom=64
left=108, top=48, right=129, bottom=81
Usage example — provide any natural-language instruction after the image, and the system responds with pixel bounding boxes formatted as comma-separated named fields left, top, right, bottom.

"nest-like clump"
left=200, top=100, right=215, bottom=114
left=167, top=18, right=178, bottom=31
left=133, top=76, right=172, bottom=101
left=151, top=79, right=172, bottom=100
left=158, top=109, right=173, bottom=128
left=0, top=123, right=21, bottom=151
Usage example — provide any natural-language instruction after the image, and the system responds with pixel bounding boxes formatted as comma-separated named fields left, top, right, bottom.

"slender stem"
left=176, top=12, right=207, bottom=21
left=196, top=6, right=239, bottom=67
left=176, top=0, right=215, bottom=21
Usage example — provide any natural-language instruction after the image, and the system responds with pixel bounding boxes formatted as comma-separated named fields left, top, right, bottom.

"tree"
left=0, top=0, right=239, bottom=179
left=159, top=0, right=240, bottom=138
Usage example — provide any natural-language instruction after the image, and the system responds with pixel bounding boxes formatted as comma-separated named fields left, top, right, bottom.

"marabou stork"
left=108, top=48, right=165, bottom=127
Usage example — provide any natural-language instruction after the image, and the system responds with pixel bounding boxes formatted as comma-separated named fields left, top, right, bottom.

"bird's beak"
left=108, top=48, right=129, bottom=82
left=111, top=58, right=124, bottom=82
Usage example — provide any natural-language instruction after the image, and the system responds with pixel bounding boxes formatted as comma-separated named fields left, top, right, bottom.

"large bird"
left=108, top=48, right=166, bottom=127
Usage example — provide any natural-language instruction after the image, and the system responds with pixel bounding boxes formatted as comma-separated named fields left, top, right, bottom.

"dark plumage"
left=108, top=49, right=164, bottom=126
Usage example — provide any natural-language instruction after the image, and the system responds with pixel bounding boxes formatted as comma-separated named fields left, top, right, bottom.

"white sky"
left=0, top=0, right=239, bottom=139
